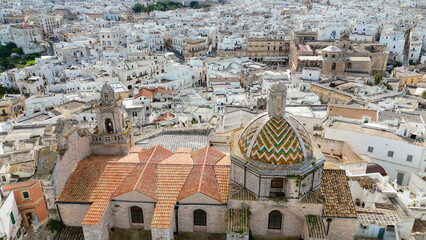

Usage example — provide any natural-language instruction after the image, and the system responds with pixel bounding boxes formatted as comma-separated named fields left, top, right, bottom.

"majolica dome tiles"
left=238, top=113, right=313, bottom=165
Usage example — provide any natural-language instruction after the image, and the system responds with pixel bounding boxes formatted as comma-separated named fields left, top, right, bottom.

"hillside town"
left=0, top=0, right=425, bottom=239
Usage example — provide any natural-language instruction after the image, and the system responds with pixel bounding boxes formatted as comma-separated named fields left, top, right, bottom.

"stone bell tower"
left=91, top=83, right=133, bottom=155
left=267, top=82, right=287, bottom=118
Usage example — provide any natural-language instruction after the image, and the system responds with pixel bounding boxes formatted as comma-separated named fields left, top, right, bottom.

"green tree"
left=11, top=48, right=24, bottom=55
left=1, top=60, right=9, bottom=69
left=422, top=91, right=426, bottom=99
left=190, top=1, right=198, bottom=8
left=5, top=42, right=17, bottom=50
left=133, top=4, right=144, bottom=13
left=374, top=73, right=382, bottom=85
left=0, top=46, right=10, bottom=58
left=383, top=82, right=392, bottom=90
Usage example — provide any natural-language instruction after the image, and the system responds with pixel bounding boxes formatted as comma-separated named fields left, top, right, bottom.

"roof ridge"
left=197, top=147, right=209, bottom=192
left=134, top=145, right=158, bottom=190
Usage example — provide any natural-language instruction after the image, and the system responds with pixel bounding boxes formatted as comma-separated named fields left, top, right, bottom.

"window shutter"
left=10, top=212, right=15, bottom=224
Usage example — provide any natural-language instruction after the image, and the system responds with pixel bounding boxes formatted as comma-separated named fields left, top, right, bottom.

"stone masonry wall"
left=83, top=203, right=112, bottom=240
left=325, top=218, right=357, bottom=240
left=177, top=204, right=227, bottom=233
left=53, top=129, right=91, bottom=197
left=110, top=201, right=155, bottom=230
left=57, top=203, right=91, bottom=226
left=151, top=227, right=173, bottom=240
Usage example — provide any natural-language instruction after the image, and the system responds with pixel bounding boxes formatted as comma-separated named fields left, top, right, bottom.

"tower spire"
left=268, top=82, right=287, bottom=118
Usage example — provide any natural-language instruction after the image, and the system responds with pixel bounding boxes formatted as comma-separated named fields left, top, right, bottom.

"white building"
left=379, top=28, right=405, bottom=62
left=324, top=121, right=426, bottom=186
left=0, top=189, right=23, bottom=240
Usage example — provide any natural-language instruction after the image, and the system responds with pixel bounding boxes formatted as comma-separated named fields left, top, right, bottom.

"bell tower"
left=91, top=83, right=133, bottom=155
left=96, top=83, right=125, bottom=134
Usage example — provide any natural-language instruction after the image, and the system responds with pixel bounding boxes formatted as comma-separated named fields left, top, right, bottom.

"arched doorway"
left=105, top=118, right=114, bottom=133
left=331, top=63, right=336, bottom=70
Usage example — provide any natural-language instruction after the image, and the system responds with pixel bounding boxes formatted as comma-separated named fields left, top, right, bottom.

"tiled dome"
left=238, top=113, right=313, bottom=165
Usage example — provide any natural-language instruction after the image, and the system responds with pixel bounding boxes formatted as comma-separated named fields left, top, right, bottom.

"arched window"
left=268, top=210, right=282, bottom=229
left=332, top=54, right=336, bottom=58
left=332, top=63, right=336, bottom=70
left=105, top=118, right=114, bottom=133
left=130, top=206, right=144, bottom=223
left=194, top=209, right=206, bottom=226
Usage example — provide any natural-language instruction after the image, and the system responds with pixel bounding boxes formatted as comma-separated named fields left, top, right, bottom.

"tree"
left=190, top=1, right=198, bottom=8
left=5, top=42, right=17, bottom=50
left=383, top=82, right=392, bottom=90
left=1, top=60, right=9, bottom=69
left=133, top=4, right=144, bottom=13
left=422, top=91, right=426, bottom=99
left=374, top=73, right=382, bottom=85
left=11, top=48, right=24, bottom=55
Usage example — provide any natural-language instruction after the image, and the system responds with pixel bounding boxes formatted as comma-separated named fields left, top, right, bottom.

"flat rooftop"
left=329, top=121, right=424, bottom=146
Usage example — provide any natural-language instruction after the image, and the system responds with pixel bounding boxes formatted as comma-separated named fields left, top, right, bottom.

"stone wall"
left=228, top=200, right=322, bottom=238
left=151, top=227, right=173, bottom=240
left=90, top=142, right=130, bottom=156
left=177, top=204, right=227, bottom=233
left=328, top=105, right=377, bottom=121
left=110, top=201, right=155, bottom=230
left=52, top=129, right=91, bottom=197
left=57, top=203, right=91, bottom=226
left=310, top=84, right=352, bottom=105
left=83, top=203, right=112, bottom=240
left=325, top=218, right=357, bottom=240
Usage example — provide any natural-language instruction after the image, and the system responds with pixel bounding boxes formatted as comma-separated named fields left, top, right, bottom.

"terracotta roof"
left=57, top=146, right=231, bottom=228
left=178, top=147, right=227, bottom=202
left=227, top=209, right=249, bottom=233
left=2, top=179, right=38, bottom=191
left=151, top=164, right=193, bottom=229
left=366, top=162, right=387, bottom=176
left=321, top=169, right=357, bottom=218
left=113, top=146, right=174, bottom=199
left=82, top=163, right=135, bottom=225
left=134, top=89, right=153, bottom=99
left=134, top=88, right=172, bottom=99
left=154, top=113, right=175, bottom=122
left=306, top=215, right=327, bottom=239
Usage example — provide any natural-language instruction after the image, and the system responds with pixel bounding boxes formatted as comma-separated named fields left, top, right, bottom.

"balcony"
left=92, top=120, right=132, bottom=144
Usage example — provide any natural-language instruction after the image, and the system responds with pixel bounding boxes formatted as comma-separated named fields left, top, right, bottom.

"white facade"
left=324, top=122, right=426, bottom=186
left=0, top=190, right=23, bottom=240
left=301, top=67, right=320, bottom=81
left=379, top=29, right=405, bottom=62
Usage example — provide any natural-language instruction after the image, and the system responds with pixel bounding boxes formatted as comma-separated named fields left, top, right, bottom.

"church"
left=55, top=82, right=358, bottom=240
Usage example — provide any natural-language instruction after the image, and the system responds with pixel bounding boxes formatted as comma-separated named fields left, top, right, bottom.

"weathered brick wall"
left=110, top=201, right=155, bottom=230
left=57, top=203, right=91, bottom=226
left=52, top=129, right=91, bottom=197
